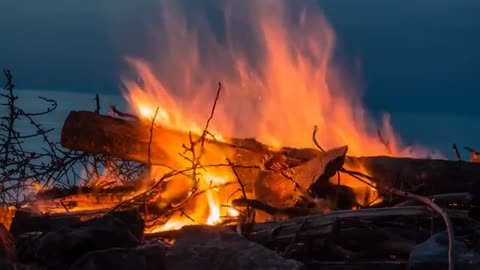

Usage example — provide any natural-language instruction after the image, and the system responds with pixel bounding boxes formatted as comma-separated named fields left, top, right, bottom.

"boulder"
left=16, top=232, right=43, bottom=263
left=16, top=211, right=143, bottom=270
left=408, top=231, right=480, bottom=270
left=69, top=240, right=168, bottom=270
left=166, top=225, right=305, bottom=270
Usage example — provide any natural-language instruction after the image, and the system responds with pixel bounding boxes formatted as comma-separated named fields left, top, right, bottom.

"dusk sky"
left=1, top=0, right=479, bottom=158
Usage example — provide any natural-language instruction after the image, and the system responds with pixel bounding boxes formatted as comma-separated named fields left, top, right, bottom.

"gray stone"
left=16, top=213, right=141, bottom=270
left=0, top=261, right=40, bottom=270
left=408, top=231, right=480, bottom=269
left=68, top=242, right=167, bottom=270
left=16, top=232, right=43, bottom=263
left=111, top=209, right=145, bottom=240
left=166, top=225, right=305, bottom=270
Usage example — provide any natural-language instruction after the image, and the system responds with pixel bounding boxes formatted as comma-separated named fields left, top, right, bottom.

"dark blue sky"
left=1, top=0, right=479, bottom=156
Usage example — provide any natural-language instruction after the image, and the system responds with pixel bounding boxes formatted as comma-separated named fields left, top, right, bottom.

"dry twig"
left=341, top=168, right=455, bottom=270
left=95, top=94, right=100, bottom=114
left=377, top=129, right=392, bottom=154
left=452, top=144, right=462, bottom=161
left=107, top=82, right=225, bottom=225
left=312, top=125, right=325, bottom=152
left=311, top=129, right=454, bottom=270
left=227, top=158, right=253, bottom=223
left=465, top=146, right=479, bottom=162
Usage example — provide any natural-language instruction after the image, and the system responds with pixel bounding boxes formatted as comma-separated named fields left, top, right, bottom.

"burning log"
left=240, top=206, right=442, bottom=246
left=60, top=111, right=316, bottom=168
left=61, top=111, right=480, bottom=198
left=149, top=206, right=435, bottom=242
left=9, top=209, right=86, bottom=237
left=9, top=207, right=144, bottom=238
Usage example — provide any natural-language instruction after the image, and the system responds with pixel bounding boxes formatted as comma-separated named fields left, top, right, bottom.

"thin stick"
left=465, top=146, right=479, bottom=162
left=108, top=167, right=195, bottom=213
left=147, top=107, right=160, bottom=180
left=311, top=130, right=453, bottom=270
left=227, top=158, right=252, bottom=223
left=159, top=82, right=223, bottom=221
left=452, top=144, right=462, bottom=161
left=341, top=168, right=454, bottom=270
left=377, top=129, right=392, bottom=154
left=110, top=105, right=140, bottom=121
left=95, top=94, right=100, bottom=114
left=202, top=82, right=222, bottom=142
left=389, top=187, right=454, bottom=270
left=199, top=82, right=222, bottom=156
left=312, top=125, right=326, bottom=152
left=464, top=146, right=479, bottom=155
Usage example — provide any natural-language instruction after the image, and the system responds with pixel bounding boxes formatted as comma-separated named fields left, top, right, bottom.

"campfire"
left=28, top=0, right=423, bottom=232
left=2, top=1, right=480, bottom=269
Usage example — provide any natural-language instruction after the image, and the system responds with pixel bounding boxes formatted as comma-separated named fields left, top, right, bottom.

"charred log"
left=60, top=111, right=315, bottom=168
left=10, top=209, right=83, bottom=237
left=61, top=111, right=480, bottom=207
left=148, top=205, right=480, bottom=266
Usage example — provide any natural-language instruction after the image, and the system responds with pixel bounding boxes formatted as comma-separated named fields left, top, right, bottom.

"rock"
left=0, top=262, right=40, bottom=270
left=166, top=225, right=305, bottom=270
left=16, top=212, right=143, bottom=270
left=0, top=224, right=15, bottom=262
left=110, top=209, right=145, bottom=241
left=10, top=208, right=81, bottom=237
left=68, top=241, right=167, bottom=270
left=16, top=232, right=43, bottom=263
left=408, top=231, right=480, bottom=269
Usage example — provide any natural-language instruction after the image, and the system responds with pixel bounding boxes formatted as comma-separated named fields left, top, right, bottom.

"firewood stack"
left=2, top=110, right=480, bottom=270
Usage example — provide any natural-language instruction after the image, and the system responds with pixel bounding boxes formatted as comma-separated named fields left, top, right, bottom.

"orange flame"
left=123, top=1, right=439, bottom=158
left=206, top=190, right=221, bottom=225
left=120, top=1, right=440, bottom=231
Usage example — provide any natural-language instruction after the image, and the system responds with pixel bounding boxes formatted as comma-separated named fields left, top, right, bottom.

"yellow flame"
left=31, top=1, right=442, bottom=233
left=139, top=105, right=154, bottom=119
left=228, top=207, right=239, bottom=217
left=156, top=219, right=192, bottom=232
left=120, top=1, right=442, bottom=231
left=206, top=190, right=221, bottom=225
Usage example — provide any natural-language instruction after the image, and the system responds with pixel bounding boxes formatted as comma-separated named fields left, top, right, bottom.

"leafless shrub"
left=0, top=70, right=145, bottom=205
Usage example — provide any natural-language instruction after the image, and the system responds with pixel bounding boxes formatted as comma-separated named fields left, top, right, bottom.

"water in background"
left=0, top=90, right=125, bottom=152
left=1, top=0, right=479, bottom=158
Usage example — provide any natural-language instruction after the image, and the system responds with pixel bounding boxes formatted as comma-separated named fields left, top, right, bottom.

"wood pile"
left=2, top=110, right=480, bottom=270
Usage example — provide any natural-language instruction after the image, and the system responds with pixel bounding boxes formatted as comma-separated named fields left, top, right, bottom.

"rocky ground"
left=2, top=209, right=480, bottom=270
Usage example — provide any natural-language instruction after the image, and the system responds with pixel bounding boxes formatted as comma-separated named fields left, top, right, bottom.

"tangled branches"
left=312, top=127, right=454, bottom=270
left=178, top=83, right=223, bottom=211
left=106, top=82, right=258, bottom=228
left=0, top=70, right=145, bottom=206
left=0, top=69, right=61, bottom=204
